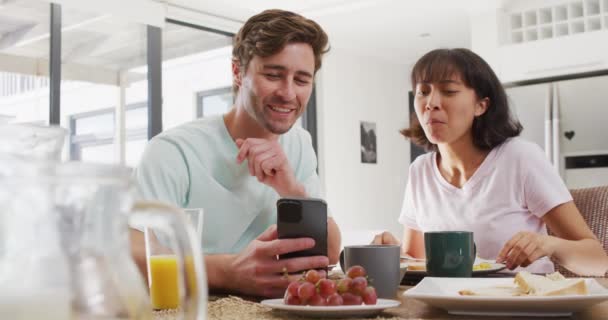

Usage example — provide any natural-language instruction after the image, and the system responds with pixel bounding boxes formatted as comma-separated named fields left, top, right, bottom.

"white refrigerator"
left=506, top=74, right=608, bottom=189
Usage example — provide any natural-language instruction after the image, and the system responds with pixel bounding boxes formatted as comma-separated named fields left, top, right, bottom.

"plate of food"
left=261, top=266, right=401, bottom=318
left=402, top=256, right=507, bottom=276
left=261, top=298, right=401, bottom=318
left=403, top=271, right=608, bottom=317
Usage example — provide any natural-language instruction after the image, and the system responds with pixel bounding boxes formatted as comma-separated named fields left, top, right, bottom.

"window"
left=196, top=87, right=232, bottom=118
left=70, top=103, right=147, bottom=166
left=124, top=104, right=148, bottom=167
left=69, top=108, right=115, bottom=164
left=161, top=21, right=233, bottom=130
left=0, top=0, right=51, bottom=125
left=0, top=3, right=320, bottom=164
left=58, top=5, right=149, bottom=163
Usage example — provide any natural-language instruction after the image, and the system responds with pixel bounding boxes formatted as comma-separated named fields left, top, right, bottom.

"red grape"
left=336, top=277, right=352, bottom=294
left=346, top=265, right=366, bottom=279
left=326, top=293, right=344, bottom=306
left=341, top=292, right=363, bottom=305
left=350, top=276, right=368, bottom=295
left=297, top=282, right=316, bottom=302
left=362, top=286, right=378, bottom=305
left=316, top=269, right=328, bottom=279
left=284, top=293, right=302, bottom=305
left=283, top=265, right=376, bottom=307
left=308, top=293, right=325, bottom=306
left=287, top=281, right=301, bottom=297
left=305, top=269, right=321, bottom=284
left=317, top=278, right=337, bottom=298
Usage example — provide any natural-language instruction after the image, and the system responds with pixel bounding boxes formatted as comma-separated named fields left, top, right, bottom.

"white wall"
left=470, top=10, right=502, bottom=78
left=316, top=48, right=410, bottom=246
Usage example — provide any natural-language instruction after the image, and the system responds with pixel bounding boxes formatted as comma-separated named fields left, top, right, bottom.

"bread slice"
left=458, top=271, right=588, bottom=297
left=545, top=272, right=566, bottom=281
left=459, top=286, right=525, bottom=296
left=514, top=271, right=587, bottom=296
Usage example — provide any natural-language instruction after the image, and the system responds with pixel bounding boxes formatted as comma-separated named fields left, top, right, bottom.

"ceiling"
left=0, top=0, right=232, bottom=74
left=0, top=0, right=510, bottom=81
left=168, top=0, right=508, bottom=67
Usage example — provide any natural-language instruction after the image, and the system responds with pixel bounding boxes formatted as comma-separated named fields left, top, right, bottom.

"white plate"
left=404, top=261, right=507, bottom=276
left=400, top=262, right=408, bottom=280
left=404, top=277, right=608, bottom=317
left=260, top=298, right=401, bottom=318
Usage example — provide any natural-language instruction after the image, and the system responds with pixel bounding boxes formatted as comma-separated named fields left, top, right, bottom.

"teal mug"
left=424, top=231, right=475, bottom=277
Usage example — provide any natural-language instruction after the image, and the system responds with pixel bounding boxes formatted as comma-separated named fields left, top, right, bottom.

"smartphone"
left=276, top=197, right=328, bottom=260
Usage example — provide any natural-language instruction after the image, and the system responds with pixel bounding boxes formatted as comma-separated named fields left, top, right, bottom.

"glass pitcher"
left=0, top=158, right=71, bottom=320
left=0, top=158, right=207, bottom=320
left=0, top=124, right=66, bottom=160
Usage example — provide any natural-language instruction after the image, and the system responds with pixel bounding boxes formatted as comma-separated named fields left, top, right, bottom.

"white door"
left=556, top=75, right=608, bottom=155
left=557, top=75, right=608, bottom=189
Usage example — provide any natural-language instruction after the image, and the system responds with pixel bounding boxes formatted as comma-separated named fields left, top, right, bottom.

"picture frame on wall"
left=360, top=121, right=377, bottom=164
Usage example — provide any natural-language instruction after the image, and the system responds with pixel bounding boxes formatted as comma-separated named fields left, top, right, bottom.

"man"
left=133, top=9, right=341, bottom=298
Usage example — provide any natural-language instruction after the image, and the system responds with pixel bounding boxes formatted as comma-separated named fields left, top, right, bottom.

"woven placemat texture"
left=154, top=296, right=404, bottom=320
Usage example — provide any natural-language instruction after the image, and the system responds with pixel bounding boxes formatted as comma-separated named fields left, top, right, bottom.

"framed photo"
left=360, top=121, right=377, bottom=164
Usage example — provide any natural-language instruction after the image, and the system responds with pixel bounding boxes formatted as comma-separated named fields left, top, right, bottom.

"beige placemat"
left=153, top=308, right=179, bottom=320
left=154, top=296, right=403, bottom=320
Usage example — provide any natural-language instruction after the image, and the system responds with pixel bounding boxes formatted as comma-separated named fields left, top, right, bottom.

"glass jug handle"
left=130, top=200, right=207, bottom=320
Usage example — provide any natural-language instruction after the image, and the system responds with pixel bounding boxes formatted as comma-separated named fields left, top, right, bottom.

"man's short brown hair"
left=232, top=9, right=329, bottom=90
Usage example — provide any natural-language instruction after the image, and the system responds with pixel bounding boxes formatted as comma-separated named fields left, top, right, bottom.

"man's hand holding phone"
left=225, top=225, right=329, bottom=298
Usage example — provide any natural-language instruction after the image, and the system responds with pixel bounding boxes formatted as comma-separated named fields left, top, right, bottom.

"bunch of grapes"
left=283, top=265, right=377, bottom=306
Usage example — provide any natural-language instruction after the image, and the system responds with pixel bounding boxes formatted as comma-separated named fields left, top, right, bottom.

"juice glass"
left=147, top=208, right=203, bottom=310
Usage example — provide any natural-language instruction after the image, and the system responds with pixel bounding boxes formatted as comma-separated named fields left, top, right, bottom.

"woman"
left=375, top=48, right=608, bottom=276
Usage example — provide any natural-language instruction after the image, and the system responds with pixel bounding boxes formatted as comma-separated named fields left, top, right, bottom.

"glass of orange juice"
left=145, top=208, right=203, bottom=310
left=185, top=208, right=203, bottom=243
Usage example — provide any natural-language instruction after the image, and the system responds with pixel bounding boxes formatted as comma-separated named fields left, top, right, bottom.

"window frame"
left=69, top=102, right=147, bottom=161
left=41, top=6, right=321, bottom=162
left=196, top=87, right=233, bottom=118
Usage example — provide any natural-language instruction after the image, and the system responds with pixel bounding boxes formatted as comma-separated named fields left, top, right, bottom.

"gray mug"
left=340, top=245, right=401, bottom=299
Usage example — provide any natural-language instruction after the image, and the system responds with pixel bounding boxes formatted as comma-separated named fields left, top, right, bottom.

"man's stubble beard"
left=245, top=90, right=301, bottom=135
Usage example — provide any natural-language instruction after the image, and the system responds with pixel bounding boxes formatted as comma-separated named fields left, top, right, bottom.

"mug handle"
left=339, top=250, right=345, bottom=272
left=131, top=201, right=207, bottom=320
left=474, top=243, right=477, bottom=258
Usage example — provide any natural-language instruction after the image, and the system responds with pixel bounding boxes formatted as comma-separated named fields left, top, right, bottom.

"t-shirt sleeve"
left=133, top=137, right=190, bottom=208
left=521, top=142, right=573, bottom=217
left=398, top=167, right=420, bottom=230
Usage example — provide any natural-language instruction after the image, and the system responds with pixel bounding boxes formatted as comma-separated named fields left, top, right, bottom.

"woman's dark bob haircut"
left=401, top=48, right=522, bottom=152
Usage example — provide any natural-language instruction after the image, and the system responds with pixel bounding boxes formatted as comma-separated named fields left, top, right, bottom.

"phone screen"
left=277, top=198, right=328, bottom=260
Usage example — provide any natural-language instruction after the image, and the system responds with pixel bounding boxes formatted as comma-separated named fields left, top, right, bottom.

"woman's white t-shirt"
left=398, top=137, right=572, bottom=273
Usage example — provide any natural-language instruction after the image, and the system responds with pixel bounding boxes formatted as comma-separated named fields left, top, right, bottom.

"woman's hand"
left=496, top=231, right=558, bottom=270
left=371, top=231, right=401, bottom=246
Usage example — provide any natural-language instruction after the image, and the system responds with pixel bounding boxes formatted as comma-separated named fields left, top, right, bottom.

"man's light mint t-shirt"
left=133, top=115, right=322, bottom=254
